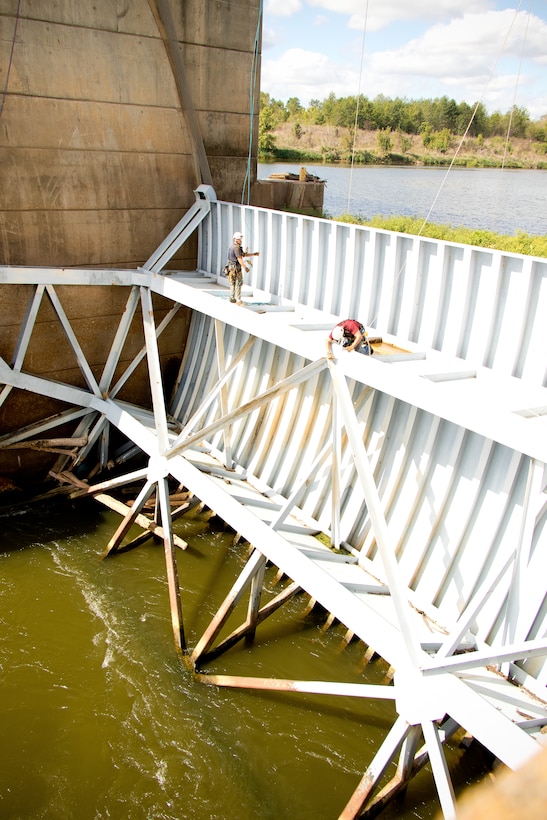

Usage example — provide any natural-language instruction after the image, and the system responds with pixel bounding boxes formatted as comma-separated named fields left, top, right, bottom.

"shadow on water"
left=0, top=498, right=491, bottom=819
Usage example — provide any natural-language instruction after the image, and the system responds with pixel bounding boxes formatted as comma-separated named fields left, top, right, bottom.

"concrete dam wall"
left=0, top=0, right=262, bottom=485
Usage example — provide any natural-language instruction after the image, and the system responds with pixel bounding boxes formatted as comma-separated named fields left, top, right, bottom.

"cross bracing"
left=1, top=187, right=546, bottom=818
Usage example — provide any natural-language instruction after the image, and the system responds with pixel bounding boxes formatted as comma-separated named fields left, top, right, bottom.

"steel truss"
left=1, top=193, right=546, bottom=818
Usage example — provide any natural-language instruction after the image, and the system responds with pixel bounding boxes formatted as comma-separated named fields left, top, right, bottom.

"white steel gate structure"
left=1, top=186, right=546, bottom=818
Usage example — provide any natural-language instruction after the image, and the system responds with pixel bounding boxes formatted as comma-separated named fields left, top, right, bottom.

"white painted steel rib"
left=99, top=286, right=141, bottom=395
left=143, top=185, right=215, bottom=273
left=45, top=285, right=102, bottom=397
left=504, top=458, right=545, bottom=646
left=170, top=334, right=256, bottom=448
left=135, top=272, right=547, bottom=464
left=9, top=284, right=45, bottom=376
left=167, top=358, right=327, bottom=458
left=518, top=258, right=547, bottom=384
left=213, top=318, right=233, bottom=468
left=421, top=720, right=456, bottom=819
left=140, top=287, right=170, bottom=453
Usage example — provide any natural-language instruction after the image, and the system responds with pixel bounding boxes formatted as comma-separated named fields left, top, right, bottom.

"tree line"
left=259, top=91, right=547, bottom=145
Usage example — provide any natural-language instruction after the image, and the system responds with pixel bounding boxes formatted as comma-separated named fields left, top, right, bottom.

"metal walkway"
left=1, top=189, right=546, bottom=818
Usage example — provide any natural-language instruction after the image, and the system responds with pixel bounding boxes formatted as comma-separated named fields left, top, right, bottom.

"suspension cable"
left=490, top=0, right=531, bottom=230
left=417, top=0, right=526, bottom=236
left=242, top=0, right=264, bottom=205
left=348, top=0, right=369, bottom=214
left=369, top=1, right=527, bottom=330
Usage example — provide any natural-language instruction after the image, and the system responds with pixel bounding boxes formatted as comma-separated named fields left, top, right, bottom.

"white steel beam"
left=102, top=478, right=157, bottom=556
left=331, top=389, right=342, bottom=549
left=339, top=716, right=411, bottom=819
left=167, top=358, right=327, bottom=458
left=99, top=286, right=140, bottom=395
left=423, top=638, right=547, bottom=675
left=0, top=407, right=93, bottom=447
left=329, top=362, right=424, bottom=668
left=171, top=332, right=256, bottom=449
left=190, top=548, right=266, bottom=664
left=10, top=284, right=45, bottom=373
left=504, top=458, right=545, bottom=646
left=143, top=186, right=215, bottom=272
left=214, top=318, right=233, bottom=468
left=109, top=299, right=182, bottom=400
left=140, top=287, right=169, bottom=453
left=45, top=285, right=101, bottom=397
left=421, top=720, right=456, bottom=819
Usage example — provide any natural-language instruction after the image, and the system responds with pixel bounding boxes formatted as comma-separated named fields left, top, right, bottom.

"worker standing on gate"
left=226, top=232, right=259, bottom=305
left=326, top=319, right=373, bottom=360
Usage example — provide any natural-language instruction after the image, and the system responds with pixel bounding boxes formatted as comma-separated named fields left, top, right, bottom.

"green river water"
left=0, top=498, right=488, bottom=819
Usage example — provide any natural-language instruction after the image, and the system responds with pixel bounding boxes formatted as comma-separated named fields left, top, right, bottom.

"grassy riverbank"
left=335, top=214, right=547, bottom=258
left=262, top=123, right=547, bottom=170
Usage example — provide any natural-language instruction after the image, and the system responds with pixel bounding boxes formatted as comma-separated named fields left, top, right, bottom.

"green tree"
left=372, top=94, right=393, bottom=130
left=509, top=106, right=531, bottom=138
left=529, top=117, right=547, bottom=143
left=258, top=106, right=277, bottom=154
left=335, top=96, right=359, bottom=128
left=308, top=98, right=325, bottom=125
left=455, top=101, right=475, bottom=135
left=260, top=91, right=288, bottom=126
left=433, top=128, right=452, bottom=153
left=421, top=124, right=434, bottom=148
left=468, top=102, right=488, bottom=137
left=488, top=111, right=505, bottom=137
left=438, top=96, right=459, bottom=132
left=286, top=96, right=304, bottom=120
left=377, top=127, right=393, bottom=156
left=406, top=100, right=425, bottom=134
left=398, top=132, right=412, bottom=154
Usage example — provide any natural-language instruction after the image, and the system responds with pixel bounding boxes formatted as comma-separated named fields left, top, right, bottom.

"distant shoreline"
left=260, top=123, right=547, bottom=171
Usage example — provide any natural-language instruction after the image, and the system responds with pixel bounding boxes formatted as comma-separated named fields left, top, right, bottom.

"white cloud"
left=262, top=25, right=278, bottom=50
left=261, top=47, right=359, bottom=103
left=364, top=10, right=547, bottom=114
left=308, top=0, right=493, bottom=32
left=265, top=0, right=302, bottom=17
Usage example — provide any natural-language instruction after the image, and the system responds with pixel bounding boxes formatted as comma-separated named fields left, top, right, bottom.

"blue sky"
left=261, top=1, right=547, bottom=120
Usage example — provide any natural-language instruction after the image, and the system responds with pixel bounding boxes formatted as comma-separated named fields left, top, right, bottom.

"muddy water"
left=0, top=499, right=487, bottom=819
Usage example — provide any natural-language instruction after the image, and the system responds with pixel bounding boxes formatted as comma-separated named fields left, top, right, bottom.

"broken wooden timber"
left=49, top=470, right=188, bottom=552
left=95, top=492, right=188, bottom=552
left=3, top=436, right=88, bottom=455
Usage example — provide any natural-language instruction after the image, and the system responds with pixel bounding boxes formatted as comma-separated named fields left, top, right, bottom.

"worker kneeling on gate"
left=326, top=319, right=373, bottom=361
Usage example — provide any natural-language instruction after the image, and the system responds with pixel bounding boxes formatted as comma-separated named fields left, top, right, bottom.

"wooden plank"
left=196, top=674, right=397, bottom=699
left=96, top=492, right=188, bottom=552
left=157, top=476, right=185, bottom=652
